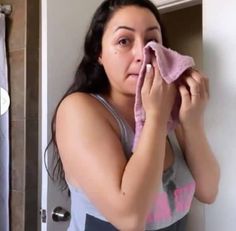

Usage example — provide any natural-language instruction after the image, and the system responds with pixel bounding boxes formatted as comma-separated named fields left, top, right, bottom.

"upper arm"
left=55, top=93, right=128, bottom=220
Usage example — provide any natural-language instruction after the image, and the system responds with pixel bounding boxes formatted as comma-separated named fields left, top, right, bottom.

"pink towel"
left=133, top=42, right=195, bottom=149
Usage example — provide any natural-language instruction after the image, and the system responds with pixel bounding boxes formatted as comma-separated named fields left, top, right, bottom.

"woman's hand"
left=178, top=69, right=209, bottom=129
left=141, top=62, right=177, bottom=125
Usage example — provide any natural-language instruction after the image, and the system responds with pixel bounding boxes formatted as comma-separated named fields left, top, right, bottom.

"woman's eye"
left=146, top=38, right=158, bottom=43
left=118, top=38, right=130, bottom=46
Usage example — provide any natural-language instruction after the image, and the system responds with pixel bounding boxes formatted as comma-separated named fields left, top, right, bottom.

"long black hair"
left=45, top=0, right=169, bottom=190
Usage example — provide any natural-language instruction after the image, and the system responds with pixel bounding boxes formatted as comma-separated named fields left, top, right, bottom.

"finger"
left=179, top=84, right=191, bottom=105
left=191, top=70, right=209, bottom=99
left=150, top=54, right=161, bottom=79
left=191, top=70, right=206, bottom=96
left=151, top=60, right=164, bottom=88
left=184, top=76, right=201, bottom=99
left=200, top=72, right=210, bottom=99
left=141, top=64, right=154, bottom=94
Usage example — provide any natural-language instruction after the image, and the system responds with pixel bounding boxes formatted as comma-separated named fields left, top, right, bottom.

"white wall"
left=203, top=0, right=236, bottom=230
left=46, top=0, right=103, bottom=115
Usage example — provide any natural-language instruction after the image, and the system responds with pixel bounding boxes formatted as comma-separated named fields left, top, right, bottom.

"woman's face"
left=99, top=5, right=162, bottom=96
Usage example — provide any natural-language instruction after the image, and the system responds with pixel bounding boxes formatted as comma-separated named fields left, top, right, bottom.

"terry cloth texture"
left=133, top=42, right=195, bottom=149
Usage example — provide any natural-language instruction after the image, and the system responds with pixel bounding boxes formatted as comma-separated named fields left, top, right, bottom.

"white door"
left=40, top=0, right=103, bottom=230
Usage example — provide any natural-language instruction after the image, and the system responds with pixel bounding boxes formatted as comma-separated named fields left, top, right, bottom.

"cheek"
left=102, top=48, right=129, bottom=74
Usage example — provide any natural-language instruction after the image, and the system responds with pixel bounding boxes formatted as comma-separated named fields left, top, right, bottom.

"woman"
left=47, top=0, right=220, bottom=230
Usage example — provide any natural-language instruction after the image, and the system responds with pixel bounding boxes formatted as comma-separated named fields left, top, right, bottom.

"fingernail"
left=146, top=64, right=152, bottom=73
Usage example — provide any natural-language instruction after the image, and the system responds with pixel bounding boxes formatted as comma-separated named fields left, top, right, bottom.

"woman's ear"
left=98, top=56, right=103, bottom=65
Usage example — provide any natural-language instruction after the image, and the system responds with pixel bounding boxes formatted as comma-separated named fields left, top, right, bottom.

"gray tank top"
left=67, top=94, right=195, bottom=231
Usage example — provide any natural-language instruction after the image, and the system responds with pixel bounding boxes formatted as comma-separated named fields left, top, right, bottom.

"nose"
left=133, top=40, right=144, bottom=63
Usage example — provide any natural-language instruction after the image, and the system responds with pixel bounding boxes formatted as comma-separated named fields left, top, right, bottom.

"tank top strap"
left=90, top=94, right=133, bottom=158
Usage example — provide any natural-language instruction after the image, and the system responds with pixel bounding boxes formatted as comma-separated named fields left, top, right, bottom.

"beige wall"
left=1, top=0, right=39, bottom=230
left=161, top=5, right=202, bottom=69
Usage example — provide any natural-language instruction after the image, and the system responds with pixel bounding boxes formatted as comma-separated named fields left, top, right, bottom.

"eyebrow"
left=114, top=26, right=160, bottom=33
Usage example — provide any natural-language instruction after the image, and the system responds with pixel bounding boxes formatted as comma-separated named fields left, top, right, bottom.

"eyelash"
left=146, top=38, right=158, bottom=43
left=117, top=37, right=159, bottom=47
left=118, top=38, right=131, bottom=47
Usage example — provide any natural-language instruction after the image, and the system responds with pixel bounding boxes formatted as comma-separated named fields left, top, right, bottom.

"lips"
left=128, top=73, right=139, bottom=78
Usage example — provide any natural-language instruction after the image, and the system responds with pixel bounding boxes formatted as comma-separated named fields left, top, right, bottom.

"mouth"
left=128, top=73, right=139, bottom=79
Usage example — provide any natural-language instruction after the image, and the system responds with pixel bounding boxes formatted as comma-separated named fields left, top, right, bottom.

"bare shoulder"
left=57, top=92, right=104, bottom=118
left=55, top=92, right=126, bottom=190
left=56, top=92, right=121, bottom=137
left=56, top=92, right=115, bottom=129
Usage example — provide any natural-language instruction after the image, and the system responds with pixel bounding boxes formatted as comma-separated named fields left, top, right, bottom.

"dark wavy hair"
left=45, top=0, right=169, bottom=190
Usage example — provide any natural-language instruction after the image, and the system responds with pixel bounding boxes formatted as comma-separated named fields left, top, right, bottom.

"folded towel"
left=133, top=42, right=195, bottom=149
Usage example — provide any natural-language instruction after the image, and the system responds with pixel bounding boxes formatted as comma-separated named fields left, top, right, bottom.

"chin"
left=124, top=89, right=136, bottom=97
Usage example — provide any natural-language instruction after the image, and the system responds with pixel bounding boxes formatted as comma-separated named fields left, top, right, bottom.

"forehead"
left=105, top=5, right=161, bottom=32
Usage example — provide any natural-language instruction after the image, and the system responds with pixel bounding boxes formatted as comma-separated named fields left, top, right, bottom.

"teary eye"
left=146, top=38, right=158, bottom=44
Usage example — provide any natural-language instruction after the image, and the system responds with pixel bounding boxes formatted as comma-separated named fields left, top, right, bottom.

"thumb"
left=141, top=64, right=154, bottom=94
